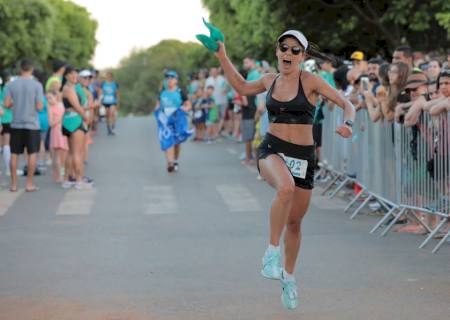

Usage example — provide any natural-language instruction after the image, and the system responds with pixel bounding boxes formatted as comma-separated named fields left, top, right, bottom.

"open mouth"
left=282, top=59, right=292, bottom=66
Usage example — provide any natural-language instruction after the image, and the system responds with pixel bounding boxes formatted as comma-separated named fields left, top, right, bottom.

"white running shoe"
left=61, top=181, right=74, bottom=189
left=74, top=181, right=93, bottom=190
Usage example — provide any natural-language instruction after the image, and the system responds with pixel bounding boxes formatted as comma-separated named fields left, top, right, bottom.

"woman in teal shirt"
left=1, top=72, right=13, bottom=175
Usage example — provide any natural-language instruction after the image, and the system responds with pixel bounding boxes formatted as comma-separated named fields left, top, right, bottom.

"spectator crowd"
left=176, top=45, right=450, bottom=238
left=0, top=59, right=120, bottom=191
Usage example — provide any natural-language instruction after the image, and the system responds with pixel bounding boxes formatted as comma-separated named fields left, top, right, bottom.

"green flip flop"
left=196, top=34, right=219, bottom=53
left=202, top=18, right=225, bottom=42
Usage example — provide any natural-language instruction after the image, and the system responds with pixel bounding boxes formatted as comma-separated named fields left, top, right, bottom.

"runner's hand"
left=214, top=42, right=226, bottom=59
left=336, top=125, right=352, bottom=138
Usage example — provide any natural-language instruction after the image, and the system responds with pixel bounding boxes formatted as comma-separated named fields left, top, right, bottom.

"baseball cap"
left=405, top=72, right=428, bottom=90
left=350, top=51, right=364, bottom=61
left=79, top=69, right=92, bottom=78
left=277, top=30, right=308, bottom=50
left=165, top=70, right=178, bottom=79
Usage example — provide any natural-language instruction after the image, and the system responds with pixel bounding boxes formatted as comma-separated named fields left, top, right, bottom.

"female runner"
left=214, top=30, right=355, bottom=309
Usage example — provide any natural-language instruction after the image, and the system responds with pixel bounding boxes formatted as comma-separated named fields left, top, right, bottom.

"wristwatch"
left=344, top=120, right=354, bottom=127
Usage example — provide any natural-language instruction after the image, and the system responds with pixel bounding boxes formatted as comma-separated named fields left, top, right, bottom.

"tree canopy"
left=114, top=39, right=216, bottom=115
left=202, top=0, right=450, bottom=61
left=0, top=0, right=97, bottom=70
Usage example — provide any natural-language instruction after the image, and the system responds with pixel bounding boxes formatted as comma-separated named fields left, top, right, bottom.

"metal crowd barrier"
left=318, top=108, right=449, bottom=254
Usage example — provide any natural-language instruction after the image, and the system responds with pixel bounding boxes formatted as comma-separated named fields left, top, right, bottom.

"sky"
left=72, top=0, right=210, bottom=69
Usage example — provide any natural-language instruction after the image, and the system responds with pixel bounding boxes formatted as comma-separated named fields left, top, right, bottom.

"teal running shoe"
left=261, top=249, right=281, bottom=280
left=281, top=277, right=299, bottom=310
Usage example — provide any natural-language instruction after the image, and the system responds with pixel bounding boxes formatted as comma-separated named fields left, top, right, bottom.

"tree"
left=0, top=0, right=97, bottom=71
left=202, top=0, right=450, bottom=61
left=114, top=40, right=215, bottom=115
left=0, top=0, right=54, bottom=70
left=46, top=0, right=98, bottom=67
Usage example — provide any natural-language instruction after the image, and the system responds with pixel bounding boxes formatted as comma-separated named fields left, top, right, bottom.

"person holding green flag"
left=204, top=27, right=355, bottom=310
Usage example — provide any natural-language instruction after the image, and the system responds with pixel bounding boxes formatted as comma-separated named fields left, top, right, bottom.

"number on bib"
left=278, top=153, right=308, bottom=179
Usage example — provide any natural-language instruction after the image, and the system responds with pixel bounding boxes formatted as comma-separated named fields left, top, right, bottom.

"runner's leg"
left=259, top=155, right=295, bottom=246
left=284, top=187, right=312, bottom=274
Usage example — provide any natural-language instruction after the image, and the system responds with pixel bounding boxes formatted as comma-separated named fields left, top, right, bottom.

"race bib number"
left=163, top=107, right=177, bottom=117
left=278, top=153, right=308, bottom=179
left=194, top=110, right=203, bottom=119
left=103, top=95, right=114, bottom=104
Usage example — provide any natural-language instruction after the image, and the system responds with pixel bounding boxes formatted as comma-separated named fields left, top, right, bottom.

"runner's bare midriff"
left=268, top=123, right=314, bottom=145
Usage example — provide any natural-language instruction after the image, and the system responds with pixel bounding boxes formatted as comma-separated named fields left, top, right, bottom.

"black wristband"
left=344, top=120, right=353, bottom=127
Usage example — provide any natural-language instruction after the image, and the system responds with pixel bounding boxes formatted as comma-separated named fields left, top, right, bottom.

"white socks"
left=282, top=268, right=295, bottom=282
left=267, top=244, right=295, bottom=281
left=268, top=244, right=280, bottom=252
left=2, top=145, right=10, bottom=173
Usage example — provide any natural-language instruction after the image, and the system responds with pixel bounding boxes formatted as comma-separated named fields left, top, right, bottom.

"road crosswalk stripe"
left=226, top=147, right=237, bottom=155
left=143, top=185, right=178, bottom=214
left=56, top=189, right=97, bottom=215
left=216, top=184, right=262, bottom=212
left=0, top=190, right=24, bottom=216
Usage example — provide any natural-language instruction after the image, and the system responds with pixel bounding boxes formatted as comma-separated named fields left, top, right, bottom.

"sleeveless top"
left=266, top=72, right=316, bottom=125
left=62, top=89, right=82, bottom=110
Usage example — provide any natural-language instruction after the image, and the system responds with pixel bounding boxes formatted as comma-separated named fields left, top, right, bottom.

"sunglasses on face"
left=279, top=43, right=303, bottom=55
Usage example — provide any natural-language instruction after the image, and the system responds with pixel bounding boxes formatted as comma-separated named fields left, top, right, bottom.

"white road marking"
left=216, top=184, right=262, bottom=212
left=226, top=148, right=237, bottom=155
left=56, top=189, right=97, bottom=215
left=0, top=190, right=24, bottom=216
left=143, top=185, right=178, bottom=214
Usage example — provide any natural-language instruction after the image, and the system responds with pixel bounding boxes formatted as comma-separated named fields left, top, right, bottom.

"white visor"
left=277, top=30, right=308, bottom=50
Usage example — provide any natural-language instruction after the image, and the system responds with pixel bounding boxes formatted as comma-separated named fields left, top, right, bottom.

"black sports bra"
left=266, top=72, right=316, bottom=125
left=62, top=97, right=74, bottom=109
left=62, top=91, right=81, bottom=110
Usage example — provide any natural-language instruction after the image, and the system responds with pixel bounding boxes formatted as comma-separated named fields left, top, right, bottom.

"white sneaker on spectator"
left=61, top=181, right=74, bottom=189
left=75, top=181, right=93, bottom=190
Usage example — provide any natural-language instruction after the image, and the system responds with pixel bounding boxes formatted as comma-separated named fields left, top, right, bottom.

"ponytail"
left=306, top=42, right=337, bottom=65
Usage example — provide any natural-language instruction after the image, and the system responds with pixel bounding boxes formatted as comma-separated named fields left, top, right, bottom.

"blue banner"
left=154, top=108, right=192, bottom=151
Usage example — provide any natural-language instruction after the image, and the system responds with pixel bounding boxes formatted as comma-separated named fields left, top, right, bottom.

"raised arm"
left=214, top=42, right=267, bottom=96
left=312, top=74, right=355, bottom=137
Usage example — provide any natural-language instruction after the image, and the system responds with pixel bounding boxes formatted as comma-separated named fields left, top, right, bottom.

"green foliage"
left=436, top=12, right=450, bottom=38
left=0, top=0, right=97, bottom=71
left=0, top=0, right=54, bottom=69
left=202, top=0, right=450, bottom=60
left=114, top=40, right=216, bottom=115
left=47, top=0, right=98, bottom=67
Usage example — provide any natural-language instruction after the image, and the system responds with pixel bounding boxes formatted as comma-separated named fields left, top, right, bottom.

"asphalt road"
left=0, top=116, right=449, bottom=320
